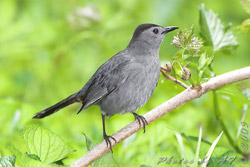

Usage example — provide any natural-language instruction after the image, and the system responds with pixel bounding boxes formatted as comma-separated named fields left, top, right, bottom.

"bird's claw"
left=103, top=134, right=117, bottom=153
left=133, top=113, right=148, bottom=133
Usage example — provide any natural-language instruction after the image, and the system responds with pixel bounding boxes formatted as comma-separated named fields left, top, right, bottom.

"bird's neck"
left=126, top=40, right=160, bottom=56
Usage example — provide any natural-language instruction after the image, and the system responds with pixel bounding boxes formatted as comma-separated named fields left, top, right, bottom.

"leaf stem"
left=213, top=90, right=244, bottom=155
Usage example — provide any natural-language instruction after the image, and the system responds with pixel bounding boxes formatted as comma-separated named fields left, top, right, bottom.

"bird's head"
left=127, top=24, right=178, bottom=52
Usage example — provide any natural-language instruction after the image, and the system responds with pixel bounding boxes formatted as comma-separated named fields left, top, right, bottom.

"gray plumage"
left=33, top=23, right=178, bottom=151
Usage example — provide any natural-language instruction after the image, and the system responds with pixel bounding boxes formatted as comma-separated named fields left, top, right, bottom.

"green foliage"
left=83, top=134, right=119, bottom=167
left=0, top=0, right=249, bottom=166
left=84, top=133, right=97, bottom=151
left=0, top=155, right=16, bottom=167
left=171, top=129, right=186, bottom=167
left=197, top=53, right=214, bottom=83
left=168, top=128, right=225, bottom=167
left=217, top=85, right=250, bottom=108
left=5, top=125, right=75, bottom=167
left=199, top=4, right=238, bottom=53
left=169, top=3, right=240, bottom=86
left=22, top=125, right=75, bottom=164
left=170, top=27, right=208, bottom=85
left=201, top=132, right=223, bottom=167
left=26, top=153, right=41, bottom=161
left=170, top=28, right=203, bottom=86
left=10, top=146, right=51, bottom=167
left=193, top=127, right=202, bottom=167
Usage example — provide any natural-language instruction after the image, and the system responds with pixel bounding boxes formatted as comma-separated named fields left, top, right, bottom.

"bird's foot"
left=133, top=113, right=148, bottom=133
left=103, top=134, right=117, bottom=153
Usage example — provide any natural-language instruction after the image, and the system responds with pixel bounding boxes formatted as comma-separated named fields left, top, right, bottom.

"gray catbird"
left=33, top=23, right=178, bottom=151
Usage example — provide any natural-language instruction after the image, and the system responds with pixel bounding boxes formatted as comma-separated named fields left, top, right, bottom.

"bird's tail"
left=33, top=93, right=77, bottom=119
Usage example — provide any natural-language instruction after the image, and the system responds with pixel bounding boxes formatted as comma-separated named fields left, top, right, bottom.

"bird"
left=33, top=23, right=178, bottom=152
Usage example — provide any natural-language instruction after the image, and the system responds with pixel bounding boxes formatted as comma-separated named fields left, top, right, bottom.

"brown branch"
left=71, top=66, right=250, bottom=167
left=181, top=63, right=191, bottom=81
left=160, top=68, right=189, bottom=89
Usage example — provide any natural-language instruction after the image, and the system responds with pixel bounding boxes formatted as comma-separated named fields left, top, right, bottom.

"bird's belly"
left=97, top=66, right=160, bottom=117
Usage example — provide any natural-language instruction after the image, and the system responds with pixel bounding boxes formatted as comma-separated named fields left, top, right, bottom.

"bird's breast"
left=99, top=54, right=161, bottom=116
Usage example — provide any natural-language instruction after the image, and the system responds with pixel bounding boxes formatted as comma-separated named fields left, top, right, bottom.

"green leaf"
left=217, top=85, right=250, bottom=108
left=235, top=105, right=248, bottom=143
left=0, top=155, right=16, bottom=167
left=22, top=125, right=75, bottom=164
left=83, top=134, right=119, bottom=167
left=193, top=127, right=202, bottom=167
left=172, top=60, right=183, bottom=78
left=240, top=19, right=250, bottom=33
left=170, top=129, right=186, bottom=167
left=83, top=133, right=97, bottom=151
left=201, top=131, right=223, bottom=167
left=208, top=157, right=236, bottom=167
left=91, top=152, right=119, bottom=167
left=26, top=153, right=41, bottom=161
left=199, top=4, right=238, bottom=53
left=205, top=150, right=239, bottom=167
left=9, top=146, right=50, bottom=167
left=197, top=53, right=214, bottom=83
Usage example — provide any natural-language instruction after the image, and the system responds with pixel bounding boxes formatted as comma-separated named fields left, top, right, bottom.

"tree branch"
left=71, top=66, right=250, bottom=167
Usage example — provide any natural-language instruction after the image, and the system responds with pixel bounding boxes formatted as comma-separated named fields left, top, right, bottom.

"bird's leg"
left=132, top=113, right=148, bottom=133
left=101, top=113, right=117, bottom=152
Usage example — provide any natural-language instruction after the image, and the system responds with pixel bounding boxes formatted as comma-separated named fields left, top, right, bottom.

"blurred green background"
left=0, top=0, right=249, bottom=166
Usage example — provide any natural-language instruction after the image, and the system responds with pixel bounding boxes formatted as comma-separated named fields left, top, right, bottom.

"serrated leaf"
left=9, top=146, right=50, bottom=167
left=22, top=125, right=74, bottom=163
left=199, top=4, right=238, bottom=53
left=0, top=155, right=16, bottom=167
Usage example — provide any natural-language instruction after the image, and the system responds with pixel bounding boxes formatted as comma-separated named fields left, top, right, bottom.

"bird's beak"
left=162, top=26, right=179, bottom=34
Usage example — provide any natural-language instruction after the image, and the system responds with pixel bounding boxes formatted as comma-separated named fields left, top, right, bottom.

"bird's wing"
left=76, top=55, right=131, bottom=112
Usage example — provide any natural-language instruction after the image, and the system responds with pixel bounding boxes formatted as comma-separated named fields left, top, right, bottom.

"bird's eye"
left=153, top=28, right=159, bottom=34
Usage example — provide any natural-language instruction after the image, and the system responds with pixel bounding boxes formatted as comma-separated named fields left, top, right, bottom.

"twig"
left=71, top=66, right=250, bottom=167
left=160, top=68, right=189, bottom=89
left=181, top=63, right=191, bottom=81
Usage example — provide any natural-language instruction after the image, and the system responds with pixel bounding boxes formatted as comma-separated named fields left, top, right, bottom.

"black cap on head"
left=132, top=24, right=159, bottom=39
